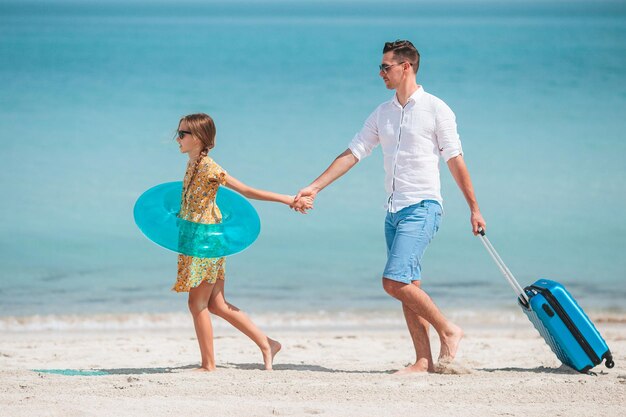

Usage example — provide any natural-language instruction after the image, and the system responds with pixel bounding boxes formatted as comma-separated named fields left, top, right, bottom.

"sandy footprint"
left=435, top=359, right=471, bottom=375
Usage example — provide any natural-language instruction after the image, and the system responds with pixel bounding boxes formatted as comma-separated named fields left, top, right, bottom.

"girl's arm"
left=225, top=174, right=294, bottom=206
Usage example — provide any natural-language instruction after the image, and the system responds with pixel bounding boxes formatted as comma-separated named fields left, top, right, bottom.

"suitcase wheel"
left=606, top=359, right=615, bottom=369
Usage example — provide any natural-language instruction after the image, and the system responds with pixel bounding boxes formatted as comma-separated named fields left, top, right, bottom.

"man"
left=294, top=40, right=486, bottom=373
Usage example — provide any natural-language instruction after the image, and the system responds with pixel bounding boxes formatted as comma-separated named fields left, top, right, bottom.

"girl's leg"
left=208, top=280, right=281, bottom=370
left=188, top=281, right=217, bottom=371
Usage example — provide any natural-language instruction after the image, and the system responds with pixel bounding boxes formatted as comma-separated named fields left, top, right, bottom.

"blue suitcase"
left=478, top=229, right=614, bottom=373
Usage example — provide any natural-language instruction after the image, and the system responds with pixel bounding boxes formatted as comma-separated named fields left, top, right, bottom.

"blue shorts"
left=383, top=200, right=442, bottom=284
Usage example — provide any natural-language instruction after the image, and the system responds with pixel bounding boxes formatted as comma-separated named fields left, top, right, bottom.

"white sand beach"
left=1, top=310, right=624, bottom=417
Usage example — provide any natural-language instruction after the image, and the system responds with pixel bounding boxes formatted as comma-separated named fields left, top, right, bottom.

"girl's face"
left=176, top=121, right=203, bottom=155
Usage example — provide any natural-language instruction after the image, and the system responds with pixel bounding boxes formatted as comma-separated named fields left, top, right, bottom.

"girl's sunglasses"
left=175, top=130, right=192, bottom=140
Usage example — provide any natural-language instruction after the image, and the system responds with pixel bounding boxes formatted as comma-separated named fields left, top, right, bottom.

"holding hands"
left=290, top=193, right=314, bottom=214
left=289, top=185, right=320, bottom=214
left=287, top=149, right=356, bottom=214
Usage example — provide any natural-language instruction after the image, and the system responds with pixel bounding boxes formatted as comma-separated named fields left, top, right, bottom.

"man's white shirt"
left=348, top=86, right=463, bottom=213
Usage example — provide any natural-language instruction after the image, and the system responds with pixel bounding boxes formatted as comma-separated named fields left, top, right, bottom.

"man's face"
left=379, top=51, right=407, bottom=90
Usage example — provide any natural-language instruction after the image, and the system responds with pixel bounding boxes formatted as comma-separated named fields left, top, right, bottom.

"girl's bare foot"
left=393, top=360, right=434, bottom=374
left=192, top=368, right=215, bottom=372
left=191, top=364, right=216, bottom=372
left=262, top=338, right=282, bottom=370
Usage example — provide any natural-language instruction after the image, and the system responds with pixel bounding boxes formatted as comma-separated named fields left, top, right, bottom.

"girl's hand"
left=290, top=196, right=314, bottom=214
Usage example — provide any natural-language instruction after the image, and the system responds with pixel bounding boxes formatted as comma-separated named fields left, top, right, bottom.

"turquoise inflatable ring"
left=133, top=181, right=261, bottom=258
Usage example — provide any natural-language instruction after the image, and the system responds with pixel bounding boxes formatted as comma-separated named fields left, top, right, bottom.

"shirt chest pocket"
left=408, top=110, right=435, bottom=136
left=402, top=110, right=436, bottom=152
left=379, top=119, right=399, bottom=152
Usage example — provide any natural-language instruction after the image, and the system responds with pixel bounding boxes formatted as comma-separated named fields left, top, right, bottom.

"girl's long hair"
left=180, top=113, right=216, bottom=154
left=179, top=113, right=216, bottom=172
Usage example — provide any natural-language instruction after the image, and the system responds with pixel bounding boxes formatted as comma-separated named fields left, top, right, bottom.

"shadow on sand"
left=476, top=364, right=588, bottom=375
left=33, top=363, right=393, bottom=376
left=32, top=365, right=197, bottom=376
left=226, top=362, right=391, bottom=374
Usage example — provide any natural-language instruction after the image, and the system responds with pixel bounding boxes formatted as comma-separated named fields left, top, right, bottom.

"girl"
left=174, top=113, right=311, bottom=371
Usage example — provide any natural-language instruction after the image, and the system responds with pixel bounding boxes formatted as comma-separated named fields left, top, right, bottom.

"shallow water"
left=0, top=1, right=625, bottom=316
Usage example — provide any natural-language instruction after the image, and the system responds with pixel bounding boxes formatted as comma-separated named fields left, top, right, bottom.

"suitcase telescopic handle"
left=477, top=227, right=530, bottom=305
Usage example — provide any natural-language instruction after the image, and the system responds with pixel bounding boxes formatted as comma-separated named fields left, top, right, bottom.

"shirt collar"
left=392, top=85, right=425, bottom=108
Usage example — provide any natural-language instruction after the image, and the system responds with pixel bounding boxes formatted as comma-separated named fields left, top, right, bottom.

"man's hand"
left=294, top=185, right=319, bottom=204
left=290, top=148, right=358, bottom=214
left=290, top=195, right=314, bottom=214
left=471, top=210, right=486, bottom=235
left=446, top=155, right=486, bottom=236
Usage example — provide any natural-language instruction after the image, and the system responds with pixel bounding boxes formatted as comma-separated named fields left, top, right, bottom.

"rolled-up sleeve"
left=348, top=108, right=380, bottom=161
left=434, top=100, right=463, bottom=161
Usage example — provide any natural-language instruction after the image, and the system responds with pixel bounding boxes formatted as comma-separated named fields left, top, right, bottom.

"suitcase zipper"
left=528, top=285, right=601, bottom=366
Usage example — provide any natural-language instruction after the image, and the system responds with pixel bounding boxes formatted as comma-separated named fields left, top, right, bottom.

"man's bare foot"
left=262, top=338, right=282, bottom=370
left=393, top=360, right=434, bottom=374
left=438, top=322, right=463, bottom=362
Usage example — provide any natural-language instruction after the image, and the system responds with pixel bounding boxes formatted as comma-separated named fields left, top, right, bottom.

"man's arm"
left=294, top=149, right=359, bottom=202
left=446, top=155, right=486, bottom=235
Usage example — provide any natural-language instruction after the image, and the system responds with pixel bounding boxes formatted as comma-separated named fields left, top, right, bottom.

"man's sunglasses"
left=379, top=62, right=406, bottom=74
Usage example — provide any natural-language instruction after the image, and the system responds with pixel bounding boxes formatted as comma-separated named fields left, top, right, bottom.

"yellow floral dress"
left=173, top=156, right=227, bottom=292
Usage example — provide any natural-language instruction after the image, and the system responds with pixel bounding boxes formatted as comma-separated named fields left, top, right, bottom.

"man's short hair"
left=383, top=40, right=420, bottom=74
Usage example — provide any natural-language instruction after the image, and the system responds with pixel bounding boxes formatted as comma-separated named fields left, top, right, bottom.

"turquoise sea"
left=1, top=0, right=625, bottom=318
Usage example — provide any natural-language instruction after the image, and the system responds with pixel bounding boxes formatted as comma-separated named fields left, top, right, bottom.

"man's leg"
left=395, top=280, right=435, bottom=373
left=383, top=278, right=463, bottom=363
left=383, top=202, right=462, bottom=365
